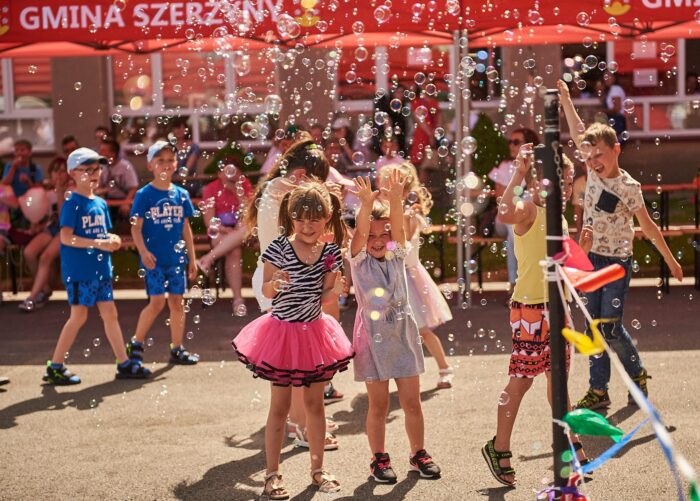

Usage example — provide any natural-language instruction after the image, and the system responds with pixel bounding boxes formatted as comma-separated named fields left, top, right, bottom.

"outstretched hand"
left=352, top=176, right=379, bottom=206
left=557, top=80, right=571, bottom=101
left=514, top=143, right=534, bottom=176
left=380, top=167, right=406, bottom=202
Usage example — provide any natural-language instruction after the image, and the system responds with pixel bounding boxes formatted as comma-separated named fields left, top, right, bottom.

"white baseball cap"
left=147, top=140, right=176, bottom=162
left=67, top=147, right=107, bottom=172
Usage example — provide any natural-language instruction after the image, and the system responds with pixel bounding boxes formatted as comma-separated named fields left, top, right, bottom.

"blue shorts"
left=144, top=265, right=186, bottom=296
left=67, top=279, right=113, bottom=307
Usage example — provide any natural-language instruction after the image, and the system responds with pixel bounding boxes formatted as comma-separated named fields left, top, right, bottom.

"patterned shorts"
left=144, top=265, right=186, bottom=296
left=508, top=301, right=570, bottom=378
left=67, top=279, right=113, bottom=307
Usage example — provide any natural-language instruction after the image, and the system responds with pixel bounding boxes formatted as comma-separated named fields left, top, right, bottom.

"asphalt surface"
left=1, top=286, right=699, bottom=500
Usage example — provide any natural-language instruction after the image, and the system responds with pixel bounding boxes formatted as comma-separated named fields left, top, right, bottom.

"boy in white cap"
left=44, top=148, right=151, bottom=384
left=127, top=141, right=199, bottom=365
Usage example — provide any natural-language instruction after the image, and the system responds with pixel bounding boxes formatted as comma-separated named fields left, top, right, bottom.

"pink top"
left=202, top=177, right=253, bottom=220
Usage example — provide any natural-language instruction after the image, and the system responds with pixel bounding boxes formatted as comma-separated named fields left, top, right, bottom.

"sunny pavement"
left=1, top=286, right=699, bottom=500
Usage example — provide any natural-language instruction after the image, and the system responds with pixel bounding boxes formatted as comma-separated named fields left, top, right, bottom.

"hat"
left=332, top=117, right=351, bottom=129
left=67, top=147, right=107, bottom=172
left=147, top=140, right=176, bottom=162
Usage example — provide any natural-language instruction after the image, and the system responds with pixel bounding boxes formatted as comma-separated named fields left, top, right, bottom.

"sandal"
left=286, top=418, right=338, bottom=438
left=311, top=469, right=341, bottom=494
left=436, top=367, right=454, bottom=389
left=572, top=441, right=591, bottom=469
left=291, top=423, right=339, bottom=450
left=481, top=437, right=516, bottom=487
left=260, top=471, right=289, bottom=501
left=232, top=298, right=247, bottom=317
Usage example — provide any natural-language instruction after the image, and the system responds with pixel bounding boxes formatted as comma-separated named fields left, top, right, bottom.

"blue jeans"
left=584, top=253, right=643, bottom=391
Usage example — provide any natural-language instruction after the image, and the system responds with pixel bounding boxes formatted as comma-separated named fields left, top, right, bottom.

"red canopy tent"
left=0, top=0, right=698, bottom=55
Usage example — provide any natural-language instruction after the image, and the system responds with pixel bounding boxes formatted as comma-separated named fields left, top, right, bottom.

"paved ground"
left=1, top=286, right=699, bottom=500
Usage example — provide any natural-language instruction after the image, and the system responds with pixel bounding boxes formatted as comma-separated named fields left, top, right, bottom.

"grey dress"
left=349, top=243, right=425, bottom=382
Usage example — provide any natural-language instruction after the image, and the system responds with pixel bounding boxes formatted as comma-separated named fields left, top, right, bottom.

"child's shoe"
left=409, top=449, right=441, bottom=479
left=436, top=367, right=454, bottom=389
left=628, top=369, right=652, bottom=405
left=370, top=452, right=397, bottom=484
left=323, top=382, right=343, bottom=403
left=126, top=339, right=145, bottom=362
left=169, top=344, right=199, bottom=365
left=574, top=388, right=611, bottom=410
left=116, top=359, right=152, bottom=379
left=43, top=362, right=81, bottom=385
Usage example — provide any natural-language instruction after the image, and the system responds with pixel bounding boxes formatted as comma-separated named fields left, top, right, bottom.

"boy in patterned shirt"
left=559, top=81, right=683, bottom=409
left=45, top=148, right=151, bottom=384
left=127, top=141, right=199, bottom=365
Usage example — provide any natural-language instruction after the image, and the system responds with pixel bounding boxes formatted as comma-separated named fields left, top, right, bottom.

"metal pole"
left=542, top=89, right=568, bottom=492
left=452, top=29, right=471, bottom=306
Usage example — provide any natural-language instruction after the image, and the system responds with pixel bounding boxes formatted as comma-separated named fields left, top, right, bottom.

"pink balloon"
left=19, top=187, right=50, bottom=223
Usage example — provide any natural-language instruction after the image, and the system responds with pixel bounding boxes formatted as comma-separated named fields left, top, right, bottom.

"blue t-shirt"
left=130, top=183, right=195, bottom=266
left=2, top=162, right=44, bottom=197
left=59, top=192, right=112, bottom=284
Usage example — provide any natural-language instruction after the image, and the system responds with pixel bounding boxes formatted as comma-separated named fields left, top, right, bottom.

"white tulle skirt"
left=405, top=264, right=453, bottom=330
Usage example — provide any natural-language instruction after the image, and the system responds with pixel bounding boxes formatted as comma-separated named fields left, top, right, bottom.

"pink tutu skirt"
left=406, top=264, right=453, bottom=330
left=232, top=313, right=354, bottom=387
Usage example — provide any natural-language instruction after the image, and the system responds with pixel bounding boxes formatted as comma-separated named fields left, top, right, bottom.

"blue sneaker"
left=43, top=362, right=81, bottom=385
left=169, top=345, right=199, bottom=365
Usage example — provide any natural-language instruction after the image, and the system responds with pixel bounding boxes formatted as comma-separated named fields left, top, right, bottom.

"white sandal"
left=260, top=471, right=289, bottom=500
left=437, top=366, right=454, bottom=389
left=311, top=468, right=341, bottom=493
left=291, top=423, right=339, bottom=450
left=286, top=418, right=338, bottom=438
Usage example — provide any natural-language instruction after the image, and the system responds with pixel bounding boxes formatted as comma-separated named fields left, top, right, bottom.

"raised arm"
left=557, top=80, right=586, bottom=149
left=496, top=144, right=537, bottom=234
left=383, top=168, right=406, bottom=246
left=350, top=176, right=378, bottom=257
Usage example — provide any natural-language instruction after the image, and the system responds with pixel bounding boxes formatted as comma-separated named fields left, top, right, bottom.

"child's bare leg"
left=266, top=385, right=293, bottom=474
left=225, top=247, right=243, bottom=301
left=167, top=294, right=185, bottom=346
left=133, top=295, right=166, bottom=343
left=494, top=377, right=534, bottom=483
left=200, top=225, right=246, bottom=270
left=396, top=376, right=425, bottom=455
left=97, top=301, right=128, bottom=362
left=23, top=232, right=51, bottom=276
left=52, top=305, right=88, bottom=363
left=288, top=386, right=306, bottom=428
left=365, top=380, right=390, bottom=453
left=30, top=237, right=60, bottom=298
left=420, top=328, right=450, bottom=370
left=303, top=382, right=327, bottom=471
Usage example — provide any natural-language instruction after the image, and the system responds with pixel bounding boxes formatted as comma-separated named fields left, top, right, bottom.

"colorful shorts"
left=67, top=279, right=113, bottom=307
left=508, top=301, right=570, bottom=378
left=144, top=265, right=186, bottom=296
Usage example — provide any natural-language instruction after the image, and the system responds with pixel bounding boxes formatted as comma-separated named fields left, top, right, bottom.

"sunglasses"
left=508, top=139, right=523, bottom=146
left=73, top=164, right=103, bottom=175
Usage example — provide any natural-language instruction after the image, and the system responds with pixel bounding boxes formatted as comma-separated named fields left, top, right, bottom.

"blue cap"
left=147, top=140, right=176, bottom=162
left=67, top=147, right=107, bottom=172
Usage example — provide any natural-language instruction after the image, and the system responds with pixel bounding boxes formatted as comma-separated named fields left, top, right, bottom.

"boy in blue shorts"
left=127, top=141, right=199, bottom=365
left=559, top=81, right=683, bottom=409
left=45, top=148, right=151, bottom=384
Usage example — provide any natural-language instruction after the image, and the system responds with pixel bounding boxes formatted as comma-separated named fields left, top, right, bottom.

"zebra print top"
left=262, top=236, right=342, bottom=323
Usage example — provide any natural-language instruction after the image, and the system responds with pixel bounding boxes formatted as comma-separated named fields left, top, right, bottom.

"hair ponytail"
left=327, top=191, right=347, bottom=246
left=277, top=192, right=293, bottom=238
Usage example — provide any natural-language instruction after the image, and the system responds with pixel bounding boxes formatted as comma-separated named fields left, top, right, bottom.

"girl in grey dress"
left=348, top=172, right=442, bottom=484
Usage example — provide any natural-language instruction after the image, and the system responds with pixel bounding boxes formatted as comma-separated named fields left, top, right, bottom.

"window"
left=613, top=39, right=677, bottom=97
left=13, top=57, right=52, bottom=109
left=112, top=53, right=154, bottom=110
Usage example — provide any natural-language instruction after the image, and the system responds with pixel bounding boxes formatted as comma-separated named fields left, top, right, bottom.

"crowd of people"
left=0, top=81, right=687, bottom=497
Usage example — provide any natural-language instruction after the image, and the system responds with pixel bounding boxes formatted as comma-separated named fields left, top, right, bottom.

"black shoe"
left=116, top=360, right=152, bottom=379
left=43, top=362, right=81, bottom=385
left=409, top=449, right=441, bottom=479
left=370, top=453, right=397, bottom=484
left=0, top=377, right=9, bottom=386
left=169, top=345, right=199, bottom=365
left=126, top=339, right=145, bottom=362
left=323, top=382, right=344, bottom=403
left=628, top=369, right=652, bottom=405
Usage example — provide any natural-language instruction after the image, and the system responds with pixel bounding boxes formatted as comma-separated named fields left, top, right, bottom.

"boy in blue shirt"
left=127, top=141, right=199, bottom=365
left=45, top=148, right=151, bottom=384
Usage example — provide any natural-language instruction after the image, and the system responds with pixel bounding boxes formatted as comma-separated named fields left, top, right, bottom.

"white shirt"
left=606, top=85, right=626, bottom=111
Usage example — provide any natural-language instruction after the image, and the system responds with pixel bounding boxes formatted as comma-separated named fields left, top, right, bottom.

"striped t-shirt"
left=262, top=236, right=342, bottom=323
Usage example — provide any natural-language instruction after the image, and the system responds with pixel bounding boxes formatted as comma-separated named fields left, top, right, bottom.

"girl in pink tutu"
left=378, top=162, right=454, bottom=389
left=349, top=171, right=442, bottom=484
left=232, top=181, right=353, bottom=499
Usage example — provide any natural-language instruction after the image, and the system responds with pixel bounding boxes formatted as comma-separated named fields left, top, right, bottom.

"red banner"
left=0, top=0, right=698, bottom=45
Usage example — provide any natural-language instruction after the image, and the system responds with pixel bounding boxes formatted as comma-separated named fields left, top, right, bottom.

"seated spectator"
left=1, top=139, right=43, bottom=198
left=0, top=184, right=17, bottom=255
left=61, top=135, right=79, bottom=158
left=96, top=139, right=139, bottom=219
left=330, top=118, right=355, bottom=174
left=172, top=118, right=202, bottom=197
left=201, top=164, right=253, bottom=314
left=18, top=158, right=73, bottom=311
